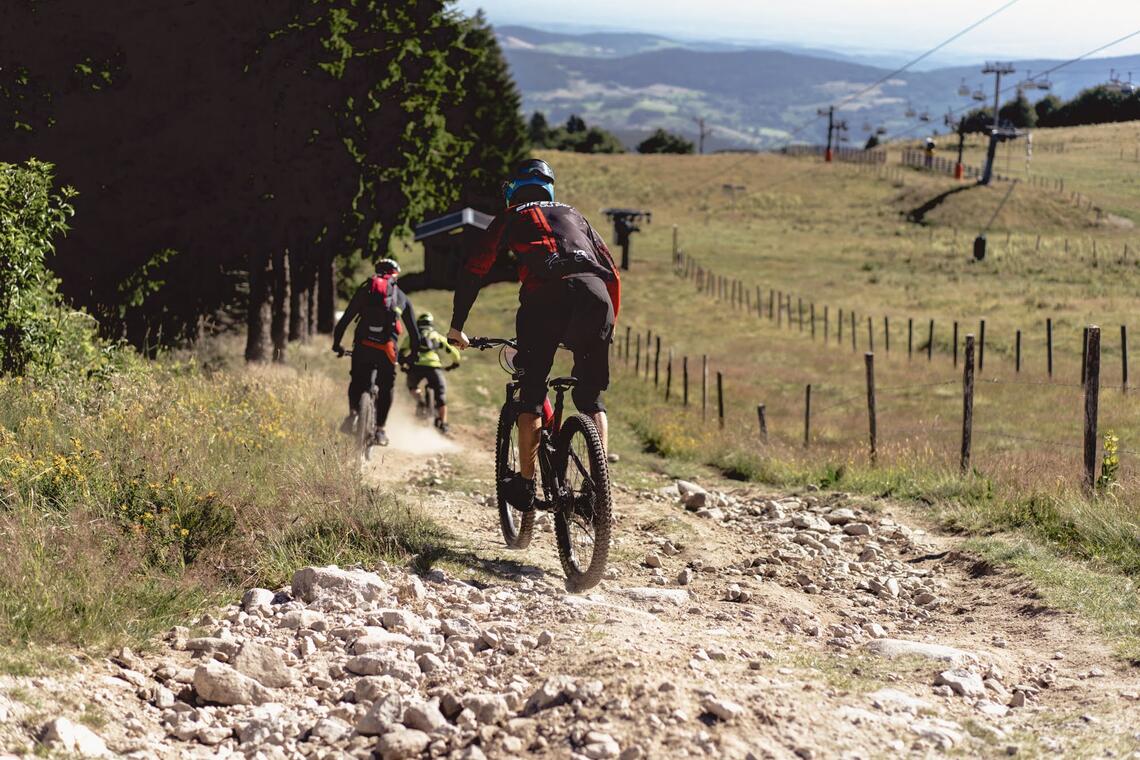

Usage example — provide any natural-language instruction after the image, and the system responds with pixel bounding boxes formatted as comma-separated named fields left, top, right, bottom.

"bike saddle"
left=548, top=376, right=578, bottom=391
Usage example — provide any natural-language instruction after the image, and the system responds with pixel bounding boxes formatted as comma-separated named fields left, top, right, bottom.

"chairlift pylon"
left=1105, top=68, right=1124, bottom=94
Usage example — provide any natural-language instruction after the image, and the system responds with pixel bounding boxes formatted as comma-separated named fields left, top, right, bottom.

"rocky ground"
left=2, top=427, right=1139, bottom=759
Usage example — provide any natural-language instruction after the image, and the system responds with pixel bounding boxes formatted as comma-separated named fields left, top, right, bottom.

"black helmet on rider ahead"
left=503, top=158, right=555, bottom=205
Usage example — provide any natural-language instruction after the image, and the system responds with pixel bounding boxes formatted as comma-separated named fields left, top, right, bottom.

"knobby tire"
left=495, top=403, right=534, bottom=549
left=553, top=414, right=612, bottom=592
left=357, top=391, right=375, bottom=461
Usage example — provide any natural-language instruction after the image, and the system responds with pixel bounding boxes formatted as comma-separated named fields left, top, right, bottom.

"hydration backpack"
left=419, top=328, right=442, bottom=353
left=360, top=273, right=401, bottom=340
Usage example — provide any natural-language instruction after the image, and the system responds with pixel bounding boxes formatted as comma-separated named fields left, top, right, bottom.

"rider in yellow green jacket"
left=399, top=312, right=461, bottom=433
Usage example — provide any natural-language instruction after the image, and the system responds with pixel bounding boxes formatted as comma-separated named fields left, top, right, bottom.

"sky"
left=456, top=0, right=1140, bottom=62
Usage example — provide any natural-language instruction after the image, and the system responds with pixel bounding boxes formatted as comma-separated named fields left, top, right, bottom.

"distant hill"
left=498, top=25, right=1140, bottom=151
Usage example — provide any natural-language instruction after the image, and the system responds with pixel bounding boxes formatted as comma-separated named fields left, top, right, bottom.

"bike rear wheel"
left=495, top=403, right=534, bottom=549
left=553, top=414, right=612, bottom=592
left=357, top=391, right=375, bottom=460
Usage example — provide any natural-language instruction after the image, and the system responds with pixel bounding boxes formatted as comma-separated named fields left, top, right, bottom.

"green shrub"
left=0, top=159, right=103, bottom=377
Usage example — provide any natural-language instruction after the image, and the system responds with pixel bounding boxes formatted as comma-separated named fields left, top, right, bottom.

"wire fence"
left=609, top=249, right=1137, bottom=495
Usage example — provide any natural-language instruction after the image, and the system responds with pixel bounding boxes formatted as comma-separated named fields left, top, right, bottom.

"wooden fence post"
left=953, top=321, right=959, bottom=367
left=625, top=326, right=631, bottom=365
left=798, top=298, right=804, bottom=332
left=803, top=384, right=812, bottom=448
left=757, top=404, right=768, bottom=442
left=867, top=316, right=874, bottom=352
left=1047, top=318, right=1053, bottom=378
left=683, top=356, right=689, bottom=407
left=717, top=371, right=725, bottom=430
left=768, top=290, right=774, bottom=320
left=927, top=319, right=934, bottom=361
left=777, top=292, right=783, bottom=328
left=1122, top=325, right=1129, bottom=392
left=702, top=355, right=709, bottom=421
left=884, top=316, right=890, bottom=353
left=961, top=334, right=975, bottom=473
left=865, top=352, right=877, bottom=464
left=1081, top=327, right=1089, bottom=385
left=654, top=336, right=661, bottom=387
left=851, top=311, right=857, bottom=351
left=811, top=303, right=817, bottom=339
left=1015, top=329, right=1022, bottom=373
left=824, top=306, right=829, bottom=344
left=978, top=319, right=986, bottom=372
left=635, top=334, right=641, bottom=375
left=838, top=309, right=844, bottom=345
left=908, top=318, right=913, bottom=359
left=1083, top=326, right=1101, bottom=494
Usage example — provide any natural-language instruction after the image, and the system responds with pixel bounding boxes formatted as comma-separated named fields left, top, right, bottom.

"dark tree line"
left=528, top=112, right=626, bottom=153
left=958, top=86, right=1140, bottom=133
left=0, top=1, right=526, bottom=362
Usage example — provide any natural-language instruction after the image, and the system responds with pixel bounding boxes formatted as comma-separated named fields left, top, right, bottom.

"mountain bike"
left=341, top=350, right=381, bottom=459
left=404, top=363, right=456, bottom=432
left=468, top=337, right=612, bottom=592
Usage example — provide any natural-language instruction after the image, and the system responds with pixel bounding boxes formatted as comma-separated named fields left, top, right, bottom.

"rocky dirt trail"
left=2, top=417, right=1138, bottom=759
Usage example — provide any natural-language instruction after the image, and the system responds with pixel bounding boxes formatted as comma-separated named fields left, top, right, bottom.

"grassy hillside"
left=406, top=125, right=1140, bottom=582
left=913, top=120, right=1140, bottom=223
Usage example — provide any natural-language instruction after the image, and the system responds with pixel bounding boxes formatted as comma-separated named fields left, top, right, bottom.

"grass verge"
left=0, top=338, right=445, bottom=664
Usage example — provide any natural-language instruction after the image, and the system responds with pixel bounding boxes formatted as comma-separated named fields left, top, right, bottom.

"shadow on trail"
left=905, top=184, right=977, bottom=225
left=412, top=546, right=548, bottom=585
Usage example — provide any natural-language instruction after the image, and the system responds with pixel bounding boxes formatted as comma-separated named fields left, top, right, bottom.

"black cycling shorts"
left=406, top=366, right=447, bottom=407
left=515, top=275, right=614, bottom=416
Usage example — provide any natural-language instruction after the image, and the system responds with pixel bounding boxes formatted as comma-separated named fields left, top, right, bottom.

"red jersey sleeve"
left=465, top=213, right=507, bottom=277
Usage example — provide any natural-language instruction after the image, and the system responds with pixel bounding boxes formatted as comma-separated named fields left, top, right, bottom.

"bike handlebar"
left=464, top=337, right=517, bottom=351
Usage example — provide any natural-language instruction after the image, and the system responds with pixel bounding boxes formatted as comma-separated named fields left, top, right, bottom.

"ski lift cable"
left=830, top=0, right=1023, bottom=112
left=888, top=27, right=1140, bottom=142
left=778, top=0, right=1024, bottom=146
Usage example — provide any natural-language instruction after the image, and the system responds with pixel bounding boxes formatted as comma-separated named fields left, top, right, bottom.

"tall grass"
left=0, top=341, right=444, bottom=654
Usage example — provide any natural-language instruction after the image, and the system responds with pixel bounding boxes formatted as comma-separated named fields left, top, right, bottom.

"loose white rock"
left=40, top=718, right=108, bottom=757
left=193, top=662, right=273, bottom=705
left=291, top=565, right=388, bottom=604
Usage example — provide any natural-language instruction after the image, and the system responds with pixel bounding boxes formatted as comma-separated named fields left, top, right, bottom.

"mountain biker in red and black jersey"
left=332, top=258, right=420, bottom=447
left=448, top=158, right=621, bottom=511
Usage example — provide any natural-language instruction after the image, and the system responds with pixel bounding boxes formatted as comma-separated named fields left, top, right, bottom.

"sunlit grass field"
left=404, top=128, right=1140, bottom=653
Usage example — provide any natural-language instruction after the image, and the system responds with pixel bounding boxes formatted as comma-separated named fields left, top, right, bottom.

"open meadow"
left=407, top=127, right=1140, bottom=623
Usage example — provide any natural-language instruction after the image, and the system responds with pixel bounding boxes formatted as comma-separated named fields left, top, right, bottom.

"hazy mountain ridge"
left=499, top=25, right=1140, bottom=150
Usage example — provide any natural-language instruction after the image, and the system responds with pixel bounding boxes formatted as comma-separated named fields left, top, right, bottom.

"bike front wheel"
left=553, top=414, right=612, bottom=592
left=357, top=392, right=375, bottom=460
left=495, top=403, right=534, bottom=549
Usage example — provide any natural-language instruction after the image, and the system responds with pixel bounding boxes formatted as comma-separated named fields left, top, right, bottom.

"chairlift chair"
left=1036, top=77, right=1052, bottom=91
left=904, top=102, right=916, bottom=118
left=1123, top=73, right=1135, bottom=95
left=958, top=78, right=970, bottom=97
left=861, top=120, right=873, bottom=132
left=875, top=126, right=888, bottom=136
left=918, top=111, right=931, bottom=122
left=971, top=87, right=986, bottom=101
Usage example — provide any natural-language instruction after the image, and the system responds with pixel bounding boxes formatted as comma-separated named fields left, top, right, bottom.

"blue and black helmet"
left=503, top=158, right=555, bottom=205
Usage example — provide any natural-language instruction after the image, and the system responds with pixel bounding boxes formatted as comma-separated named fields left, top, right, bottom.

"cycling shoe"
left=500, top=473, right=536, bottom=512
